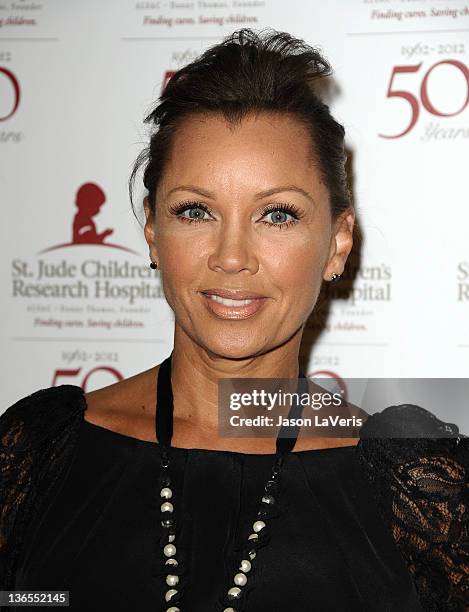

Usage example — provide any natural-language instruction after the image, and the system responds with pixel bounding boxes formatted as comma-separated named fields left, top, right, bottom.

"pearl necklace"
left=154, top=352, right=309, bottom=612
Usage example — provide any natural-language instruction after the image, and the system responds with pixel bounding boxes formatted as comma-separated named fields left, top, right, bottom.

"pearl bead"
left=164, top=543, right=176, bottom=557
left=227, top=586, right=242, bottom=600
left=161, top=501, right=174, bottom=513
left=223, top=609, right=236, bottom=612
left=239, top=559, right=251, bottom=572
left=248, top=533, right=258, bottom=541
left=253, top=520, right=266, bottom=533
left=165, top=558, right=178, bottom=566
left=234, top=572, right=247, bottom=586
left=167, top=608, right=180, bottom=612
left=161, top=487, right=172, bottom=498
left=165, top=588, right=178, bottom=602
left=166, top=574, right=179, bottom=586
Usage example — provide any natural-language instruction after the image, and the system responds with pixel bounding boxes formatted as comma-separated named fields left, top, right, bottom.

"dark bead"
left=161, top=518, right=174, bottom=528
left=160, top=451, right=170, bottom=468
left=265, top=479, right=279, bottom=492
left=159, top=474, right=171, bottom=487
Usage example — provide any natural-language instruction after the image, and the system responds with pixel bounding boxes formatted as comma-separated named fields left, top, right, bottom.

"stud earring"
left=150, top=260, right=158, bottom=269
left=330, top=273, right=341, bottom=281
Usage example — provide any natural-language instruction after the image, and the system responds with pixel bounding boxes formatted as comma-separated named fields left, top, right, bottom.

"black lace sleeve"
left=0, top=385, right=86, bottom=592
left=356, top=404, right=469, bottom=612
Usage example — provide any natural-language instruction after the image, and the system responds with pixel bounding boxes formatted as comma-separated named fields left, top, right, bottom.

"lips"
left=201, top=288, right=267, bottom=300
left=199, top=289, right=269, bottom=320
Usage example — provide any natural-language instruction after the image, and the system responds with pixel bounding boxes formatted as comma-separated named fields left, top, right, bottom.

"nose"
left=207, top=220, right=259, bottom=275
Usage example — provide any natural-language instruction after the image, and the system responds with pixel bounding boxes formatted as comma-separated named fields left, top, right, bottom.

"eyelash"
left=168, top=200, right=304, bottom=229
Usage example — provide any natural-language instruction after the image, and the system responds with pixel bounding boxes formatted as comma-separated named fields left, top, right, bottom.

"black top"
left=0, top=383, right=468, bottom=611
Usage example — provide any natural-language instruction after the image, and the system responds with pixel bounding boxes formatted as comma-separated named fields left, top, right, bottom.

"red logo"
left=0, top=66, right=20, bottom=121
left=52, top=366, right=124, bottom=389
left=39, top=182, right=138, bottom=254
left=380, top=59, right=469, bottom=138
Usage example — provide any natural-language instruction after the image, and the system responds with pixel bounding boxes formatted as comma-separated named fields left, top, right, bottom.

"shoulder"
left=355, top=404, right=468, bottom=611
left=356, top=403, right=467, bottom=479
left=1, top=385, right=87, bottom=450
left=355, top=403, right=468, bottom=518
left=359, top=402, right=462, bottom=439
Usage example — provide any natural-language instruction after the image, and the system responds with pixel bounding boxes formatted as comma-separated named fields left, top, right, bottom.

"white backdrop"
left=1, top=1, right=468, bottom=422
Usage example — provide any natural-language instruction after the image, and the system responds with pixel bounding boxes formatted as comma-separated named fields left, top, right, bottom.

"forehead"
left=159, top=111, right=327, bottom=201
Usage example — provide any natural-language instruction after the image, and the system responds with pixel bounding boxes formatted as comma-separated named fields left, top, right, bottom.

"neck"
left=170, top=324, right=303, bottom=431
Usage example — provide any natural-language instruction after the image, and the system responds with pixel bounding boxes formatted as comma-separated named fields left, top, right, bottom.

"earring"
left=330, top=273, right=341, bottom=282
left=150, top=260, right=158, bottom=269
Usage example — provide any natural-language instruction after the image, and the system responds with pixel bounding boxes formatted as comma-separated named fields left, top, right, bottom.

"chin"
left=199, top=336, right=271, bottom=362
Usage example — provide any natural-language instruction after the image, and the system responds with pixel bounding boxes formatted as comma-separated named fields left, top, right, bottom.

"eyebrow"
left=166, top=184, right=316, bottom=205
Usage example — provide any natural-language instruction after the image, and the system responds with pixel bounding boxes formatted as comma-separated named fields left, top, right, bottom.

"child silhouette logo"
left=73, top=183, right=113, bottom=244
left=39, top=181, right=137, bottom=254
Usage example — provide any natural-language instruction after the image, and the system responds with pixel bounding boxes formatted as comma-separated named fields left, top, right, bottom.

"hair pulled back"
left=129, top=27, right=352, bottom=221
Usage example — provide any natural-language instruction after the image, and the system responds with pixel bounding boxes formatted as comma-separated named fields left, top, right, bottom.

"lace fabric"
left=357, top=405, right=469, bottom=611
left=0, top=386, right=86, bottom=594
left=0, top=388, right=468, bottom=611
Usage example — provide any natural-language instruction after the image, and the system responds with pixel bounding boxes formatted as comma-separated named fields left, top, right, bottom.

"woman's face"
left=144, top=111, right=354, bottom=359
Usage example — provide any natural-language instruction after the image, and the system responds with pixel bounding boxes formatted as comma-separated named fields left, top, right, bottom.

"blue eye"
left=264, top=209, right=295, bottom=224
left=170, top=201, right=213, bottom=223
left=261, top=204, right=302, bottom=229
left=169, top=200, right=304, bottom=229
left=182, top=206, right=209, bottom=220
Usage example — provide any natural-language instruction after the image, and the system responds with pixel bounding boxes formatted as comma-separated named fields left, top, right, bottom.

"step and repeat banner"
left=1, top=1, right=468, bottom=417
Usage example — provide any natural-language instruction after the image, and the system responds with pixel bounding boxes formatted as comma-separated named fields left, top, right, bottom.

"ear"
left=322, top=208, right=355, bottom=281
left=143, top=196, right=158, bottom=262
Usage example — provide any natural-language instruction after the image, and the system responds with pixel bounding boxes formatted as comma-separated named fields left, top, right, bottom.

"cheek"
left=160, top=228, right=203, bottom=265
left=265, top=233, right=326, bottom=294
left=157, top=232, right=206, bottom=298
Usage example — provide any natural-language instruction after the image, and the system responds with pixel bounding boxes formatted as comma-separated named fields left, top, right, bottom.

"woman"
left=0, top=28, right=467, bottom=612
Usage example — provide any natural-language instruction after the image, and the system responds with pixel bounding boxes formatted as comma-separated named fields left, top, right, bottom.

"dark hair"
left=129, top=27, right=352, bottom=222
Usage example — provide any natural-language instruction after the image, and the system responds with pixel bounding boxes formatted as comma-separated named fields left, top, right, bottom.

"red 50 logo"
left=52, top=366, right=124, bottom=389
left=0, top=67, right=21, bottom=121
left=380, top=59, right=469, bottom=138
